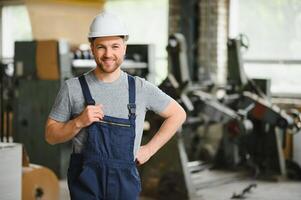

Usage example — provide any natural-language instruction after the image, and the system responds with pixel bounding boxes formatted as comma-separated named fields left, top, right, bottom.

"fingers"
left=135, top=159, right=141, bottom=166
left=80, top=104, right=104, bottom=126
left=95, top=104, right=104, bottom=118
left=77, top=104, right=105, bottom=127
left=87, top=104, right=104, bottom=120
left=135, top=145, right=152, bottom=166
left=95, top=104, right=104, bottom=119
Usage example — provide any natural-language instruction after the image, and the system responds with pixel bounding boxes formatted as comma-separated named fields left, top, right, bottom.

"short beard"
left=97, top=62, right=120, bottom=74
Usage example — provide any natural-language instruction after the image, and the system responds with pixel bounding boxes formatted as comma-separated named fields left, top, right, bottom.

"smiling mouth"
left=103, top=59, right=114, bottom=65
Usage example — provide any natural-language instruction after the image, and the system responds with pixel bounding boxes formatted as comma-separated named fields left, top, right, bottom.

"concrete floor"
left=59, top=175, right=301, bottom=200
left=194, top=179, right=301, bottom=200
left=59, top=180, right=69, bottom=200
left=189, top=167, right=301, bottom=200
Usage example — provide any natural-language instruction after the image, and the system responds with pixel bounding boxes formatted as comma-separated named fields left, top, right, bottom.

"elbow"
left=171, top=100, right=187, bottom=124
left=45, top=134, right=55, bottom=145
left=45, top=129, right=57, bottom=145
left=44, top=118, right=62, bottom=145
left=180, top=106, right=187, bottom=124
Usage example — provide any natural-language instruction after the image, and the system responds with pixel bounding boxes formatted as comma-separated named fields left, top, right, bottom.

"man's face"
left=91, top=36, right=126, bottom=73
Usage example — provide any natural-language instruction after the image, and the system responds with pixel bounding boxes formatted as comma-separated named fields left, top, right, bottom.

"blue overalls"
left=67, top=75, right=141, bottom=200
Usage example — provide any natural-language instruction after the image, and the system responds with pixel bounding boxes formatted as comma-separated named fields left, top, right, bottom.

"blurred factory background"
left=1, top=0, right=301, bottom=199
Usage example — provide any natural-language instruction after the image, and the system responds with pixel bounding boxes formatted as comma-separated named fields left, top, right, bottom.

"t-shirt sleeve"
left=49, top=81, right=71, bottom=122
left=143, top=79, right=173, bottom=113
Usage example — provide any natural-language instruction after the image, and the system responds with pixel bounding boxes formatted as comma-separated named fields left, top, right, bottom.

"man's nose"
left=104, top=48, right=113, bottom=57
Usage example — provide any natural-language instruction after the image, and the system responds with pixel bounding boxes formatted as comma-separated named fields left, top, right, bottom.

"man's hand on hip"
left=135, top=145, right=153, bottom=166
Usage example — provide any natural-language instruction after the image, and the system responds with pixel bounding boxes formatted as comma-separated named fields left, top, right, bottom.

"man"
left=45, top=11, right=186, bottom=200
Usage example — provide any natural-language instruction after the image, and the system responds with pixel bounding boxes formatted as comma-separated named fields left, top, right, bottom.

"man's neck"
left=93, top=67, right=121, bottom=83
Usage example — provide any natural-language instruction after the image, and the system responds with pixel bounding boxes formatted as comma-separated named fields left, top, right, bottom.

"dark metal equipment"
left=13, top=79, right=71, bottom=178
left=231, top=183, right=257, bottom=199
left=217, top=35, right=300, bottom=178
left=139, top=33, right=301, bottom=199
left=12, top=40, right=72, bottom=178
left=139, top=33, right=244, bottom=199
left=0, top=61, right=14, bottom=143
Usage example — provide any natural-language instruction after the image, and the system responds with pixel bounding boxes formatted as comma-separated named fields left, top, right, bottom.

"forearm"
left=45, top=105, right=104, bottom=145
left=146, top=107, right=186, bottom=156
left=45, top=118, right=82, bottom=145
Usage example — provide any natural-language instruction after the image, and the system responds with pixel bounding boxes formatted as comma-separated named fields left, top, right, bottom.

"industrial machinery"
left=214, top=35, right=301, bottom=178
left=139, top=33, right=246, bottom=200
left=139, top=33, right=301, bottom=200
left=12, top=40, right=73, bottom=178
left=2, top=56, right=61, bottom=199
left=0, top=61, right=14, bottom=143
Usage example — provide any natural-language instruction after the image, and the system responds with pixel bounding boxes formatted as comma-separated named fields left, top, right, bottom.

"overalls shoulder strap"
left=78, top=75, right=95, bottom=106
left=127, top=75, right=136, bottom=119
left=78, top=74, right=136, bottom=118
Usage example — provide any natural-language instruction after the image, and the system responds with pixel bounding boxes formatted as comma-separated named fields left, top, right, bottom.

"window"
left=230, top=0, right=301, bottom=97
left=1, top=5, right=32, bottom=60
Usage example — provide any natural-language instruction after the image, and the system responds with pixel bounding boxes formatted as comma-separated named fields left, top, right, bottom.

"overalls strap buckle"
left=127, top=103, right=136, bottom=116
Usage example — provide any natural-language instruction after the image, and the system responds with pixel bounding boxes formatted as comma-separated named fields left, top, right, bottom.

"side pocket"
left=67, top=154, right=83, bottom=187
left=78, top=165, right=99, bottom=196
left=67, top=154, right=85, bottom=199
left=67, top=165, right=81, bottom=186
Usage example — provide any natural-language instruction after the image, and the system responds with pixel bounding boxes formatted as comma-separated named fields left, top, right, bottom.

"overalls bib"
left=67, top=75, right=141, bottom=200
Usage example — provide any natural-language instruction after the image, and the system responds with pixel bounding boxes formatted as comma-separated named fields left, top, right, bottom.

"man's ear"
left=123, top=44, right=127, bottom=55
left=90, top=42, right=94, bottom=54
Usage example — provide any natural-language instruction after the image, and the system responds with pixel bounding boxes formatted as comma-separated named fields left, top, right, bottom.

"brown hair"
left=89, top=36, right=126, bottom=44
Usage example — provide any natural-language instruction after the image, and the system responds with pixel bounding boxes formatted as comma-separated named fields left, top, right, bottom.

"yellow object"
left=283, top=130, right=293, bottom=160
left=22, top=164, right=59, bottom=200
left=36, top=40, right=60, bottom=80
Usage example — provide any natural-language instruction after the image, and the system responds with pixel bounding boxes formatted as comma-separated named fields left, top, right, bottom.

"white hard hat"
left=88, top=11, right=129, bottom=41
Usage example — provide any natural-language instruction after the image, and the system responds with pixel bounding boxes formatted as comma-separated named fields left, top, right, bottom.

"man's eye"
left=96, top=46, right=104, bottom=49
left=112, top=45, right=120, bottom=49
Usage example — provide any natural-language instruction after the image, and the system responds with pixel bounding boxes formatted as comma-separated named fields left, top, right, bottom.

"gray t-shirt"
left=49, top=70, right=172, bottom=157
